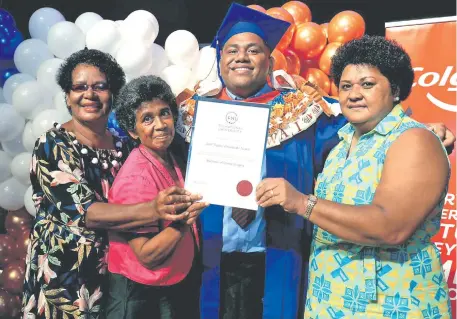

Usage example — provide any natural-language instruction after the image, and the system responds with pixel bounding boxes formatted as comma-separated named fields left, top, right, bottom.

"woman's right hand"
left=152, top=186, right=203, bottom=221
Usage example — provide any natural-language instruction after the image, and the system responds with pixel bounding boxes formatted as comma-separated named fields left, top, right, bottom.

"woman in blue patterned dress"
left=256, top=36, right=451, bottom=318
left=21, top=49, right=201, bottom=318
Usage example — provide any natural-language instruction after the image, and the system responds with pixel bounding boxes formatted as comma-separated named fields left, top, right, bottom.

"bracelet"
left=303, top=194, right=318, bottom=220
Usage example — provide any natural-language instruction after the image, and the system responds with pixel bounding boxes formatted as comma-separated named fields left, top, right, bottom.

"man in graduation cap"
left=176, top=3, right=455, bottom=319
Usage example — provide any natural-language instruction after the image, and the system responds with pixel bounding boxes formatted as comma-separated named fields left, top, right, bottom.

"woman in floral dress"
left=22, top=49, right=200, bottom=319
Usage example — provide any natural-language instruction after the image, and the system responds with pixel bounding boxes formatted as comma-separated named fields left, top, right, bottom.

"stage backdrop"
left=386, top=16, right=457, bottom=317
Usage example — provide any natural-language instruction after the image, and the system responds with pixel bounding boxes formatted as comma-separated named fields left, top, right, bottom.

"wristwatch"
left=304, top=194, right=318, bottom=220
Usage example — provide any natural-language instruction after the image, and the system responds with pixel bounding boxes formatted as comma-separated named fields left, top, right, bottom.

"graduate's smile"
left=231, top=66, right=254, bottom=74
left=220, top=33, right=271, bottom=98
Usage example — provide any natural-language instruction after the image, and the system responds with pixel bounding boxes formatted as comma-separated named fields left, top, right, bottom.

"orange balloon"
left=266, top=7, right=296, bottom=51
left=330, top=80, right=339, bottom=96
left=290, top=22, right=327, bottom=59
left=282, top=48, right=301, bottom=75
left=282, top=1, right=312, bottom=25
left=271, top=49, right=288, bottom=72
left=247, top=4, right=267, bottom=13
left=299, top=57, right=319, bottom=77
left=303, top=68, right=331, bottom=94
left=318, top=42, right=342, bottom=75
left=328, top=11, right=365, bottom=44
left=321, top=23, right=329, bottom=40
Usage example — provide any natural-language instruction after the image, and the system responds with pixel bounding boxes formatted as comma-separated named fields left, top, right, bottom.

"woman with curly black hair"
left=22, top=50, right=201, bottom=318
left=105, top=75, right=207, bottom=319
left=255, top=36, right=451, bottom=317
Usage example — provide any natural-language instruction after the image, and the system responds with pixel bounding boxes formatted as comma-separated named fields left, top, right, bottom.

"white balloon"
left=86, top=20, right=121, bottom=56
left=14, top=39, right=54, bottom=78
left=29, top=7, right=66, bottom=43
left=2, top=73, right=35, bottom=105
left=0, top=177, right=28, bottom=210
left=53, top=92, right=72, bottom=123
left=0, top=88, right=5, bottom=103
left=24, top=185, right=36, bottom=217
left=37, top=58, right=64, bottom=96
left=195, top=46, right=218, bottom=82
left=0, top=151, right=12, bottom=183
left=55, top=109, right=72, bottom=124
left=2, top=132, right=27, bottom=156
left=32, top=109, right=67, bottom=139
left=75, top=12, right=103, bottom=35
left=165, top=30, right=199, bottom=68
left=0, top=104, right=25, bottom=142
left=186, top=71, right=199, bottom=91
left=120, top=16, right=158, bottom=44
left=22, top=121, right=36, bottom=153
left=116, top=42, right=153, bottom=78
left=126, top=10, right=159, bottom=35
left=35, top=103, right=57, bottom=120
left=148, top=43, right=169, bottom=75
left=53, top=91, right=67, bottom=113
left=12, top=81, right=53, bottom=119
left=160, top=65, right=192, bottom=96
left=11, top=152, right=32, bottom=185
left=47, top=21, right=86, bottom=59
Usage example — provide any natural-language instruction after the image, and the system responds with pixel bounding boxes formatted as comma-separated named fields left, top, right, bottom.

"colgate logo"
left=412, top=66, right=457, bottom=112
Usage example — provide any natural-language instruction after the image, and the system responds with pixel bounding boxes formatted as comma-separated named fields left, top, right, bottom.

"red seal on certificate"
left=236, top=180, right=253, bottom=196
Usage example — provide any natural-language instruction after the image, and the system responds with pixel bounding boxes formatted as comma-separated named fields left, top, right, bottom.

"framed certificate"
left=184, top=97, right=270, bottom=210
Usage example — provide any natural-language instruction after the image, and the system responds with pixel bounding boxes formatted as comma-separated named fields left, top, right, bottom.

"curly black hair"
left=56, top=49, right=126, bottom=96
left=114, top=75, right=188, bottom=169
left=113, top=75, right=178, bottom=135
left=330, top=35, right=414, bottom=101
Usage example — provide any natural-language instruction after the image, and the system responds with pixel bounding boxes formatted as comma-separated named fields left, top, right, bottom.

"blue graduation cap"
left=210, top=3, right=291, bottom=86
left=211, top=2, right=291, bottom=50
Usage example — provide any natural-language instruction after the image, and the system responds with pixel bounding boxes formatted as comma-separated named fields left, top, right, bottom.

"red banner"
left=386, top=17, right=457, bottom=317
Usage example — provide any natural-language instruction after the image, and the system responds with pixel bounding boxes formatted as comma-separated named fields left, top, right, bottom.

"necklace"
left=53, top=122, right=124, bottom=170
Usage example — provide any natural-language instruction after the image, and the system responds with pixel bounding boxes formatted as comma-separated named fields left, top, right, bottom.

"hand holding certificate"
left=185, top=98, right=270, bottom=210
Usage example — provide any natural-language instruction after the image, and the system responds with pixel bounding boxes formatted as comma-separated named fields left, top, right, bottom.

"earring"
left=394, top=97, right=400, bottom=102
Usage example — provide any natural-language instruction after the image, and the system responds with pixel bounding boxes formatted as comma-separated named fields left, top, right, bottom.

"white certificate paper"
left=185, top=98, right=270, bottom=210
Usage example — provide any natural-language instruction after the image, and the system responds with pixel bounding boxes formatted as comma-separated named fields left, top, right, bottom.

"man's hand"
left=426, top=123, right=456, bottom=154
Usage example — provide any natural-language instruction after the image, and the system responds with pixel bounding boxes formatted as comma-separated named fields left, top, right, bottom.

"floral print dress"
left=22, top=127, right=129, bottom=319
left=305, top=105, right=451, bottom=318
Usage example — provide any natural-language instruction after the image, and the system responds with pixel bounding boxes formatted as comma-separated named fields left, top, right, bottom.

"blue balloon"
left=0, top=25, right=23, bottom=59
left=107, top=111, right=127, bottom=138
left=0, top=67, right=19, bottom=87
left=0, top=9, right=16, bottom=27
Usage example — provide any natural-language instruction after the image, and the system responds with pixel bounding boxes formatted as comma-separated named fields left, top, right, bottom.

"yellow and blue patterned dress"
left=305, top=105, right=451, bottom=319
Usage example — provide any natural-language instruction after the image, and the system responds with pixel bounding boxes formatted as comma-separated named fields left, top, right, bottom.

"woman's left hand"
left=256, top=178, right=306, bottom=214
